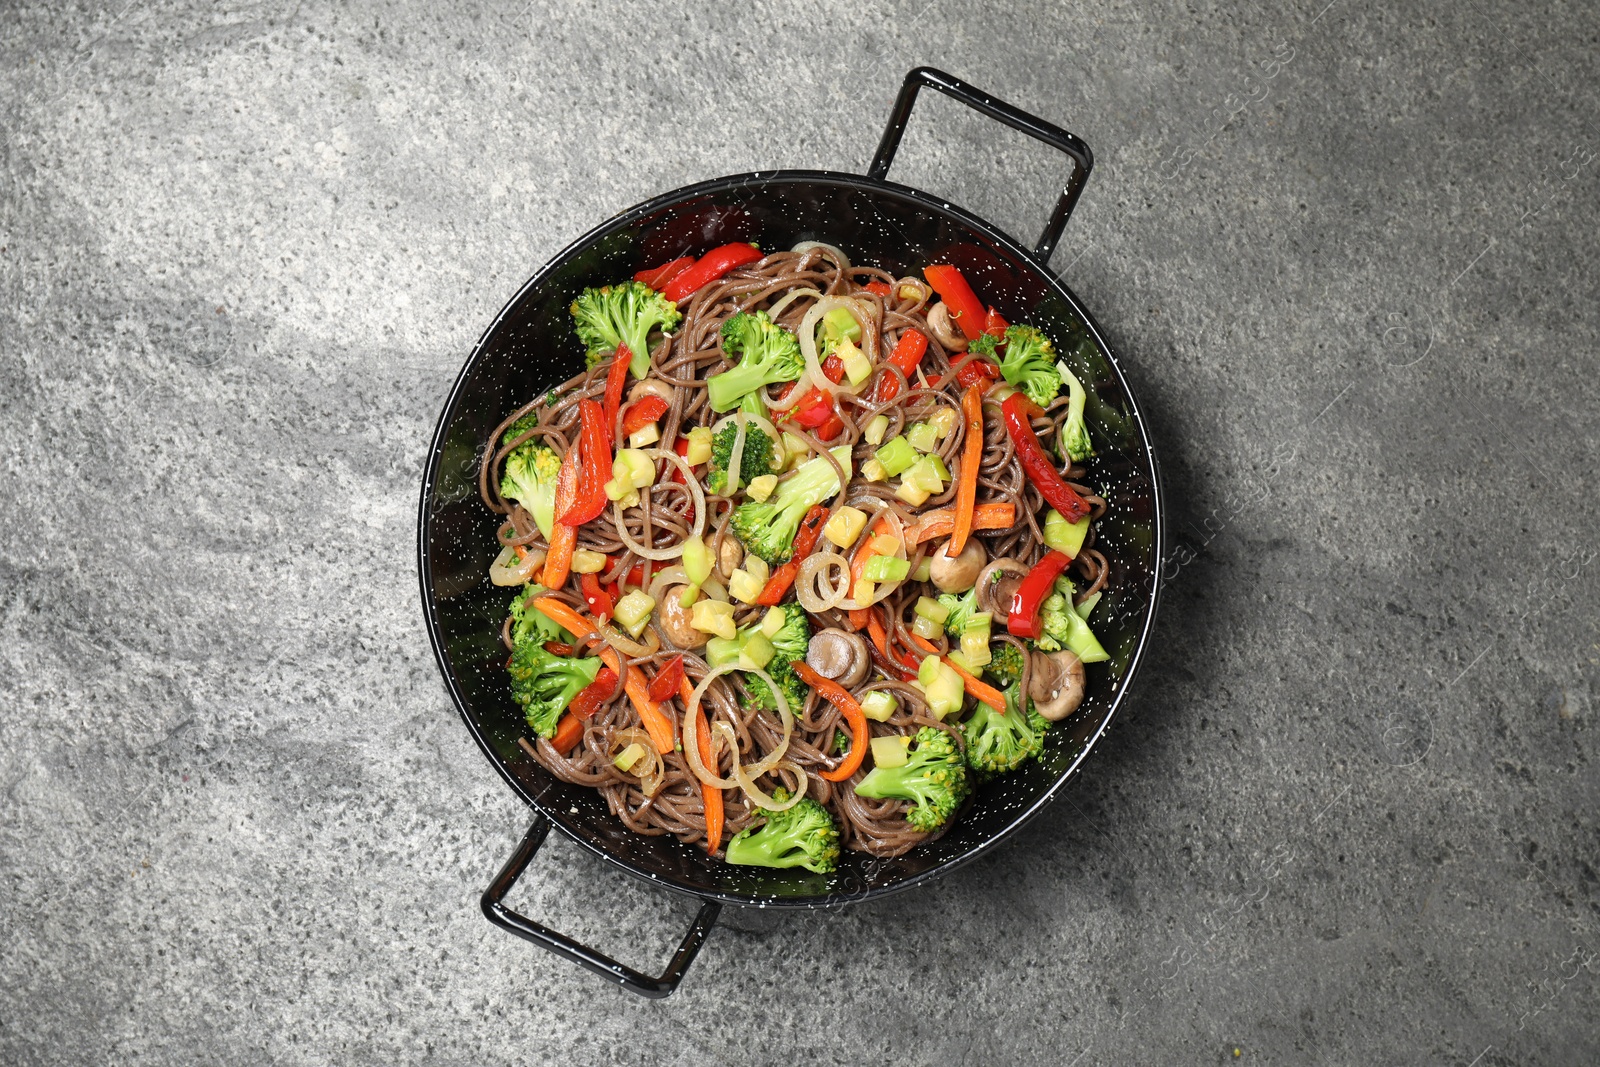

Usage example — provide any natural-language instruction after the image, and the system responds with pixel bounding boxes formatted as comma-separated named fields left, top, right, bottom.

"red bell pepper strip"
left=634, top=256, right=696, bottom=290
left=951, top=357, right=1001, bottom=388
left=815, top=413, right=845, bottom=441
left=1005, top=549, right=1074, bottom=640
left=541, top=457, right=579, bottom=588
left=755, top=505, right=829, bottom=605
left=621, top=395, right=668, bottom=437
left=778, top=353, right=846, bottom=427
left=568, top=666, right=620, bottom=720
left=922, top=265, right=988, bottom=341
left=580, top=572, right=614, bottom=621
left=550, top=712, right=585, bottom=755
left=863, top=280, right=893, bottom=297
left=871, top=327, right=929, bottom=402
left=661, top=243, right=764, bottom=302
left=791, top=661, right=870, bottom=782
left=983, top=307, right=1009, bottom=337
left=788, top=393, right=832, bottom=428
left=616, top=560, right=651, bottom=591
left=559, top=400, right=611, bottom=526
left=602, top=347, right=631, bottom=449
left=1000, top=393, right=1092, bottom=523
left=670, top=435, right=691, bottom=485
left=647, top=655, right=685, bottom=702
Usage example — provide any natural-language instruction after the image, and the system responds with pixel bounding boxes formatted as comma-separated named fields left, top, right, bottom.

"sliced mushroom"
left=1028, top=650, right=1085, bottom=720
left=976, top=557, right=1028, bottom=623
left=926, top=301, right=967, bottom=352
left=717, top=535, right=744, bottom=578
left=929, top=537, right=987, bottom=593
left=656, top=586, right=706, bottom=649
left=628, top=378, right=673, bottom=404
left=806, top=627, right=870, bottom=688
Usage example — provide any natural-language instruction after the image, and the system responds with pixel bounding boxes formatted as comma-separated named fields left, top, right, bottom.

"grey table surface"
left=4, top=0, right=1598, bottom=1063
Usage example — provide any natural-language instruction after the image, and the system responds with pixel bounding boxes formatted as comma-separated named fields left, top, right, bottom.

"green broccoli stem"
left=738, top=389, right=769, bottom=419
left=1058, top=365, right=1093, bottom=461
left=708, top=361, right=788, bottom=413
left=777, top=446, right=851, bottom=509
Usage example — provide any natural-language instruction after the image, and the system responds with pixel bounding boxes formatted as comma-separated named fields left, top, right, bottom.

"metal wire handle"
left=481, top=813, right=722, bottom=998
left=868, top=66, right=1094, bottom=263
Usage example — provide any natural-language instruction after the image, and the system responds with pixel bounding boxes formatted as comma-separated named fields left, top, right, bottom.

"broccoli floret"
left=833, top=729, right=851, bottom=754
left=724, top=789, right=841, bottom=873
left=507, top=585, right=572, bottom=646
left=706, top=311, right=805, bottom=413
left=1056, top=361, right=1094, bottom=462
left=570, top=280, right=682, bottom=378
left=730, top=446, right=852, bottom=564
left=501, top=412, right=540, bottom=448
left=984, top=641, right=1026, bottom=688
left=962, top=682, right=1049, bottom=774
left=706, top=419, right=777, bottom=496
left=498, top=438, right=563, bottom=539
left=936, top=588, right=983, bottom=638
left=1034, top=576, right=1109, bottom=662
left=506, top=640, right=602, bottom=738
left=997, top=324, right=1062, bottom=409
left=853, top=726, right=970, bottom=832
left=744, top=606, right=810, bottom=712
left=966, top=332, right=1000, bottom=359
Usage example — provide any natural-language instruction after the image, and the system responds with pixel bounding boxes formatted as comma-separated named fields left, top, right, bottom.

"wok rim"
left=418, top=167, right=1165, bottom=909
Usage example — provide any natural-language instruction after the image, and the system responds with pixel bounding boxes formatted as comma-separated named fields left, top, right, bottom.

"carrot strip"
left=623, top=668, right=677, bottom=757
left=950, top=384, right=984, bottom=555
left=791, top=661, right=869, bottom=782
left=909, top=633, right=1006, bottom=711
left=551, top=712, right=584, bottom=755
left=683, top=675, right=724, bottom=853
left=531, top=596, right=677, bottom=755
left=541, top=458, right=579, bottom=588
left=909, top=502, right=1015, bottom=545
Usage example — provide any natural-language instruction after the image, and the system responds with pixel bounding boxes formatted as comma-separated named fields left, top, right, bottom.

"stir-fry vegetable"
left=508, top=641, right=603, bottom=739
left=962, top=679, right=1049, bottom=774
left=708, top=311, right=805, bottom=413
left=999, top=393, right=1091, bottom=523
left=1004, top=549, right=1074, bottom=640
left=661, top=243, right=765, bottom=303
left=724, top=789, right=840, bottom=873
left=854, top=726, right=970, bottom=831
left=560, top=400, right=611, bottom=526
left=570, top=280, right=681, bottom=378
left=996, top=325, right=1062, bottom=410
left=731, top=447, right=853, bottom=564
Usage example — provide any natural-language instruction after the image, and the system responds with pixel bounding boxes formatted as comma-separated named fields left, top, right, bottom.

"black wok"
left=418, top=68, right=1165, bottom=996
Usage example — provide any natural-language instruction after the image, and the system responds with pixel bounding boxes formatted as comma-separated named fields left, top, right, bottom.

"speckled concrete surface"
left=3, top=0, right=1598, bottom=1063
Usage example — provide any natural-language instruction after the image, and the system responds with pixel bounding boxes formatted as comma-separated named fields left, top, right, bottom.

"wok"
left=418, top=67, right=1165, bottom=996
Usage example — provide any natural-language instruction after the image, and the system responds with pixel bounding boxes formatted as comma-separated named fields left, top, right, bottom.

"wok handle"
left=868, top=66, right=1094, bottom=263
left=481, top=813, right=722, bottom=999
